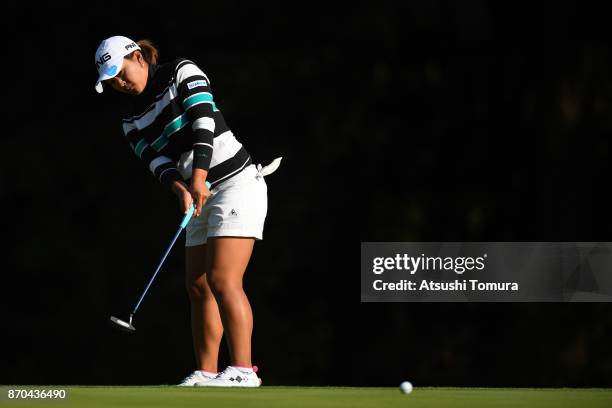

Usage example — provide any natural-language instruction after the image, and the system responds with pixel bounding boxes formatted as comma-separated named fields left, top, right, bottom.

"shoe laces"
left=182, top=371, right=203, bottom=382
left=215, top=366, right=237, bottom=379
left=216, top=366, right=257, bottom=379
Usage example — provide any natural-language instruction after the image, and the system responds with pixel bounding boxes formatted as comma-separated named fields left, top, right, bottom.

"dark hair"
left=126, top=39, right=159, bottom=65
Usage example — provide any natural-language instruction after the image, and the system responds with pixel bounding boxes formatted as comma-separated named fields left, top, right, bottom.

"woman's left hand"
left=190, top=170, right=210, bottom=217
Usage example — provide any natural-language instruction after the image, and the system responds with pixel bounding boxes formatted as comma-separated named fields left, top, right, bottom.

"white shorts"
left=185, top=164, right=267, bottom=246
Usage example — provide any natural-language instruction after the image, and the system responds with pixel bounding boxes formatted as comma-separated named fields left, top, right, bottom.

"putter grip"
left=180, top=181, right=211, bottom=228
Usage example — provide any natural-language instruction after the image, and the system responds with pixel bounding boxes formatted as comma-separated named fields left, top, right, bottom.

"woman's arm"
left=122, top=121, right=183, bottom=190
left=174, top=59, right=217, bottom=216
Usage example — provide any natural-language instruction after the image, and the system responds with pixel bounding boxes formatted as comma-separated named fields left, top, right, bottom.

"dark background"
left=3, top=1, right=612, bottom=387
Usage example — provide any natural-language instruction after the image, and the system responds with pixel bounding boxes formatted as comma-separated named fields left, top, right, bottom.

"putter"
left=110, top=183, right=209, bottom=333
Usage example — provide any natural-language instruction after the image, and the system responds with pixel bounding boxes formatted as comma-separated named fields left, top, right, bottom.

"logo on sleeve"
left=187, top=79, right=208, bottom=89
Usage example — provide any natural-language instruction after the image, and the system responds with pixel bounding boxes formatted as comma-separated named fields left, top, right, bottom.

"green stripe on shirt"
left=183, top=92, right=219, bottom=112
left=134, top=139, right=147, bottom=158
left=151, top=113, right=190, bottom=151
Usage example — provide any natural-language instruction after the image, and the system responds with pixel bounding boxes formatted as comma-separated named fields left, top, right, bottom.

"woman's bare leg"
left=206, top=237, right=255, bottom=367
left=185, top=244, right=224, bottom=372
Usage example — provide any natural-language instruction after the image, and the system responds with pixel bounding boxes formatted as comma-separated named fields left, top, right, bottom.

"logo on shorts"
left=229, top=209, right=238, bottom=216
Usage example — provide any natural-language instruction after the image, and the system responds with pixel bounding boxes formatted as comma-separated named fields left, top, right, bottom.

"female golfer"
left=94, top=36, right=280, bottom=387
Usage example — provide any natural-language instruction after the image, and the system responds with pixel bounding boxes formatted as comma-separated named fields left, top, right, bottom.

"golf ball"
left=399, top=381, right=413, bottom=394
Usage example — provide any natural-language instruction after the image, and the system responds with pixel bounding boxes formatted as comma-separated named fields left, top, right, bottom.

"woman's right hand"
left=171, top=180, right=193, bottom=214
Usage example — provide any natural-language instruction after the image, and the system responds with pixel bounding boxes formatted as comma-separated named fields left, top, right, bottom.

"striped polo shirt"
left=121, top=58, right=251, bottom=190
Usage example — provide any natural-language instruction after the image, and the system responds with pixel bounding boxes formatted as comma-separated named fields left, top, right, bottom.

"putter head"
left=109, top=315, right=136, bottom=333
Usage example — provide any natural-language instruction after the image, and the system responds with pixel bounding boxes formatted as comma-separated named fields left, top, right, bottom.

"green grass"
left=1, top=386, right=611, bottom=408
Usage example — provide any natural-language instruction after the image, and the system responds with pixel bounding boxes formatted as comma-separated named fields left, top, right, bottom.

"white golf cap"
left=94, top=36, right=141, bottom=93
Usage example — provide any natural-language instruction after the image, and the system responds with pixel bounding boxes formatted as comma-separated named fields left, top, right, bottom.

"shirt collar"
left=141, top=63, right=159, bottom=95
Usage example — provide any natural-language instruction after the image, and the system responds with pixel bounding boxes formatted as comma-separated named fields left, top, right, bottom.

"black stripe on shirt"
left=207, top=146, right=252, bottom=188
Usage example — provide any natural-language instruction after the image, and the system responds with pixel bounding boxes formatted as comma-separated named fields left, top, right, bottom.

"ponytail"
left=128, top=39, right=159, bottom=65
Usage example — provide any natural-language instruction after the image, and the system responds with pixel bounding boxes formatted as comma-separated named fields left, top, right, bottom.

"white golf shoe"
left=178, top=370, right=218, bottom=386
left=195, top=365, right=262, bottom=387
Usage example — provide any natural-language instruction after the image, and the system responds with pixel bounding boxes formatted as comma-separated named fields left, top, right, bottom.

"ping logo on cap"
left=95, top=52, right=111, bottom=68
